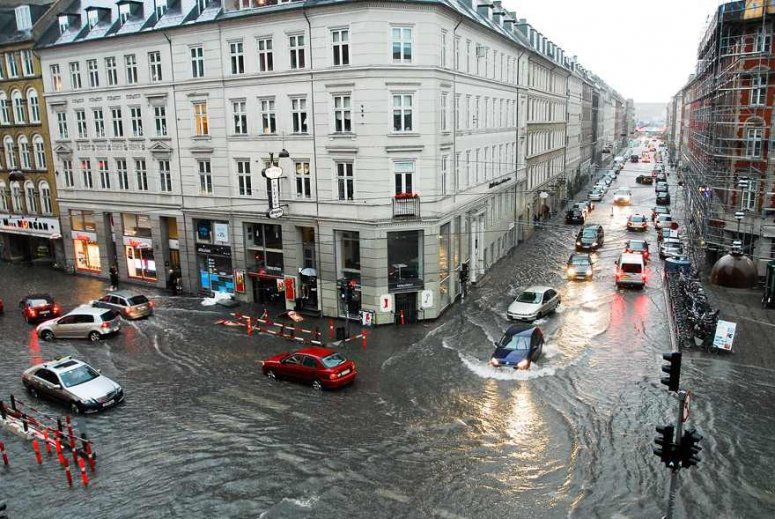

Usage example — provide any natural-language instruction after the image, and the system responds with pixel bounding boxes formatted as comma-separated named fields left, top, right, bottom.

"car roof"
left=66, top=305, right=113, bottom=316
left=620, top=253, right=645, bottom=262
left=293, top=347, right=338, bottom=358
left=36, top=356, right=86, bottom=373
left=23, top=293, right=53, bottom=301
left=504, top=324, right=540, bottom=337
left=523, top=285, right=553, bottom=293
left=107, top=290, right=142, bottom=298
left=570, top=252, right=592, bottom=259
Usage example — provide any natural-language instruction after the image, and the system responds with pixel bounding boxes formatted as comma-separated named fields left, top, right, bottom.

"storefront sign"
left=195, top=243, right=231, bottom=257
left=1, top=216, right=61, bottom=238
left=267, top=207, right=284, bottom=219
left=168, top=239, right=180, bottom=250
left=234, top=269, right=246, bottom=294
left=420, top=290, right=434, bottom=309
left=197, top=221, right=211, bottom=240
left=213, top=223, right=229, bottom=244
left=379, top=294, right=393, bottom=313
left=389, top=279, right=425, bottom=292
left=360, top=310, right=374, bottom=327
left=71, top=230, right=98, bottom=244
left=123, top=236, right=153, bottom=249
left=712, top=320, right=737, bottom=351
left=263, top=165, right=284, bottom=216
left=284, top=276, right=295, bottom=301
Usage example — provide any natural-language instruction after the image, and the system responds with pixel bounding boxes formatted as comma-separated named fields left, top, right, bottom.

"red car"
left=0, top=297, right=4, bottom=313
left=19, top=294, right=61, bottom=324
left=262, top=347, right=356, bottom=390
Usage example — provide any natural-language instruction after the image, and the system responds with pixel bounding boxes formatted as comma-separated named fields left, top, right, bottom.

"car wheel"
left=266, top=369, right=277, bottom=380
left=70, top=402, right=81, bottom=415
left=312, top=379, right=323, bottom=391
left=88, top=331, right=101, bottom=342
left=40, top=330, right=55, bottom=342
left=25, top=384, right=38, bottom=399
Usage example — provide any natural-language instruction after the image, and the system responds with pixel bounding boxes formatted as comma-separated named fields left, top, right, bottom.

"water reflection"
left=27, top=328, right=43, bottom=366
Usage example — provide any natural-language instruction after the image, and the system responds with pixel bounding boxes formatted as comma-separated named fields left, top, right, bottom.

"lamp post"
left=734, top=210, right=745, bottom=248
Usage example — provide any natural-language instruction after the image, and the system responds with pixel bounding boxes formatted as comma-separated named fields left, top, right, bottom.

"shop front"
left=0, top=215, right=62, bottom=264
left=70, top=210, right=100, bottom=272
left=387, top=230, right=424, bottom=323
left=245, top=222, right=285, bottom=307
left=123, top=236, right=157, bottom=281
left=336, top=230, right=362, bottom=317
left=195, top=219, right=233, bottom=294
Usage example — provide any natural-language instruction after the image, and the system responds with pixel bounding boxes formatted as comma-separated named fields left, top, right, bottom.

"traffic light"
left=660, top=352, right=682, bottom=392
left=679, top=428, right=703, bottom=469
left=654, top=425, right=677, bottom=468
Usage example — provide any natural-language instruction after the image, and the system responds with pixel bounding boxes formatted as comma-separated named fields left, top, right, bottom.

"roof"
left=0, top=2, right=52, bottom=46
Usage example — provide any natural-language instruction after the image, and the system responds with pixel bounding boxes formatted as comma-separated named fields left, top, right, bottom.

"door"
left=394, top=292, right=418, bottom=324
left=280, top=354, right=303, bottom=381
left=300, top=355, right=319, bottom=384
left=73, top=314, right=95, bottom=338
left=53, top=315, right=78, bottom=338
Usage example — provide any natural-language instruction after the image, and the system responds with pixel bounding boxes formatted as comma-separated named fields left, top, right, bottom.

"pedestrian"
left=109, top=265, right=119, bottom=291
left=167, top=268, right=176, bottom=295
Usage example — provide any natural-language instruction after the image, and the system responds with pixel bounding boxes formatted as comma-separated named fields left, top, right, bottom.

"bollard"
left=66, top=416, right=74, bottom=441
left=246, top=316, right=252, bottom=336
left=57, top=417, right=63, bottom=433
left=21, top=414, right=28, bottom=433
left=279, top=323, right=286, bottom=337
left=63, top=458, right=73, bottom=487
left=0, top=441, right=9, bottom=467
left=43, top=429, right=52, bottom=455
left=329, top=320, right=334, bottom=338
left=32, top=439, right=42, bottom=465
left=314, top=327, right=321, bottom=341
left=82, top=432, right=95, bottom=472
left=0, top=401, right=6, bottom=420
left=290, top=326, right=295, bottom=339
left=9, top=395, right=16, bottom=411
left=78, top=457, right=89, bottom=487
left=400, top=309, right=405, bottom=326
left=361, top=331, right=367, bottom=349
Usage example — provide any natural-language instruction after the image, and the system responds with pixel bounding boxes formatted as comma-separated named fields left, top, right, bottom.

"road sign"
left=682, top=390, right=692, bottom=422
left=267, top=207, right=284, bottom=219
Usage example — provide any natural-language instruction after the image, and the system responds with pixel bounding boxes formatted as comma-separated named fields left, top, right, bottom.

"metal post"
left=665, top=389, right=687, bottom=519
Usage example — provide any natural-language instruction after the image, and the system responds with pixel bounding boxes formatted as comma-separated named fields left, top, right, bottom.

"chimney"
left=503, top=10, right=516, bottom=31
left=492, top=1, right=504, bottom=25
left=516, top=19, right=530, bottom=38
left=477, top=1, right=494, bottom=20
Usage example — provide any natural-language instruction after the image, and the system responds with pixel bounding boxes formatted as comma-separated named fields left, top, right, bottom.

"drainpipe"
left=452, top=14, right=463, bottom=292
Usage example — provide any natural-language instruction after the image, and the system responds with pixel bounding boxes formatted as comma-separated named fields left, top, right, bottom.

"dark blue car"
left=490, top=325, right=544, bottom=370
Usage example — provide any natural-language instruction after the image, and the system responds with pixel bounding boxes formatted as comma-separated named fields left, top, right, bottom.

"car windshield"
left=127, top=295, right=149, bottom=305
left=517, top=291, right=542, bottom=304
left=582, top=229, right=597, bottom=238
left=630, top=215, right=645, bottom=222
left=321, top=353, right=347, bottom=368
left=498, top=333, right=531, bottom=351
left=628, top=241, right=646, bottom=250
left=615, top=190, right=630, bottom=197
left=59, top=365, right=100, bottom=388
left=571, top=256, right=590, bottom=265
left=28, top=299, right=51, bottom=307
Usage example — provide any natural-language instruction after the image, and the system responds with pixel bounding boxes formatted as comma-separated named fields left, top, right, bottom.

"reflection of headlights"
left=490, top=358, right=499, bottom=366
left=567, top=267, right=576, bottom=276
left=576, top=241, right=582, bottom=246
left=517, top=358, right=530, bottom=370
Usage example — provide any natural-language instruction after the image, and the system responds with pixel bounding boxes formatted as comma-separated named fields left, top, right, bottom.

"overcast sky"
left=505, top=0, right=723, bottom=103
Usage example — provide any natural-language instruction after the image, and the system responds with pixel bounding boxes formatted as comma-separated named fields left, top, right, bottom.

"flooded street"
left=1, top=162, right=774, bottom=518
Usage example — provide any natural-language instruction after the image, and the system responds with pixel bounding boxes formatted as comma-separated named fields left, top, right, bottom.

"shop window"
left=70, top=209, right=96, bottom=232
left=387, top=230, right=423, bottom=289
left=123, top=213, right=152, bottom=238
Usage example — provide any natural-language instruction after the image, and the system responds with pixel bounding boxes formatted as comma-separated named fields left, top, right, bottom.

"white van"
left=616, top=253, right=646, bottom=289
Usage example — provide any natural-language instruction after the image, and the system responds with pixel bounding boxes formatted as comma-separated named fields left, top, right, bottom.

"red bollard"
left=329, top=320, right=334, bottom=338
left=246, top=316, right=253, bottom=336
left=400, top=309, right=405, bottom=326
left=66, top=416, right=75, bottom=442
left=78, top=457, right=89, bottom=487
left=361, top=331, right=367, bottom=349
left=0, top=441, right=9, bottom=467
left=82, top=433, right=95, bottom=473
left=63, top=458, right=73, bottom=487
left=43, top=429, right=52, bottom=455
left=279, top=323, right=286, bottom=337
left=32, top=439, right=42, bottom=465
left=314, top=327, right=321, bottom=341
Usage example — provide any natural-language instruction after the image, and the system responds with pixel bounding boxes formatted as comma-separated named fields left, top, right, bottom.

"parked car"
left=576, top=224, right=605, bottom=252
left=655, top=181, right=669, bottom=193
left=624, top=239, right=651, bottom=262
left=572, top=201, right=590, bottom=218
left=37, top=306, right=121, bottom=342
left=660, top=238, right=684, bottom=259
left=19, top=294, right=61, bottom=324
left=0, top=297, right=4, bottom=313
left=658, top=228, right=681, bottom=243
left=635, top=174, right=654, bottom=185
left=92, top=290, right=154, bottom=320
left=565, top=208, right=585, bottom=225
left=589, top=190, right=604, bottom=202
left=630, top=154, right=640, bottom=163
left=507, top=286, right=561, bottom=321
left=655, top=214, right=674, bottom=230
left=615, top=253, right=647, bottom=289
left=22, top=356, right=124, bottom=414
left=652, top=206, right=671, bottom=221
left=490, top=325, right=544, bottom=370
left=567, top=253, right=594, bottom=281
left=262, top=347, right=356, bottom=390
left=656, top=191, right=671, bottom=205
left=626, top=213, right=649, bottom=232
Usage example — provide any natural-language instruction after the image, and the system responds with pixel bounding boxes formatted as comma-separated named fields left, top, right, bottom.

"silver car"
left=22, top=357, right=124, bottom=414
left=92, top=290, right=154, bottom=320
left=37, top=306, right=121, bottom=342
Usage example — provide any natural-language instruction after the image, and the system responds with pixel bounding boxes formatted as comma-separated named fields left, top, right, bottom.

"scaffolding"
left=681, top=0, right=775, bottom=271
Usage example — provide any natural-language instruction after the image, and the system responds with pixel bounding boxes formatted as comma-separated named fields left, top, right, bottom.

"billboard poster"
left=712, top=320, right=737, bottom=351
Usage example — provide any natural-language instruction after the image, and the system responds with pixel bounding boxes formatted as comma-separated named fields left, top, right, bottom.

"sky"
left=505, top=0, right=725, bottom=103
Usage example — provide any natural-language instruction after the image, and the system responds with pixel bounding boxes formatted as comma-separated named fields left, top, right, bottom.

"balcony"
left=392, top=194, right=420, bottom=219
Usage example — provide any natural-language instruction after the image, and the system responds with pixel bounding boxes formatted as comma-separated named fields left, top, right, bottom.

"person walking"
left=109, top=265, right=119, bottom=291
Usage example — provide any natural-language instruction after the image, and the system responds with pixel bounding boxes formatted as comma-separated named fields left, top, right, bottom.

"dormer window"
left=197, top=0, right=208, bottom=13
left=15, top=5, right=32, bottom=31
left=155, top=0, right=168, bottom=18
left=58, top=15, right=69, bottom=35
left=119, top=4, right=131, bottom=24
left=87, top=10, right=99, bottom=29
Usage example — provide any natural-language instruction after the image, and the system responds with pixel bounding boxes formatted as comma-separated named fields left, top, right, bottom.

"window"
left=466, top=39, right=471, bottom=73
left=87, top=9, right=100, bottom=29
left=111, top=108, right=124, bottom=137
left=10, top=182, right=22, bottom=212
left=40, top=182, right=52, bottom=214
left=156, top=0, right=168, bottom=18
left=392, top=94, right=413, bottom=132
left=149, top=51, right=162, bottom=82
left=33, top=135, right=46, bottom=169
left=25, top=181, right=37, bottom=214
left=333, top=95, right=351, bottom=132
left=12, top=90, right=25, bottom=124
left=440, top=92, right=449, bottom=132
left=260, top=98, right=276, bottom=134
left=455, top=94, right=461, bottom=131
left=21, top=50, right=34, bottom=77
left=745, top=127, right=763, bottom=158
left=116, top=158, right=129, bottom=190
left=193, top=102, right=208, bottom=136
left=159, top=160, right=171, bottom=192
left=69, top=62, right=81, bottom=89
left=257, top=38, right=273, bottom=72
left=105, top=57, right=117, bottom=86
left=756, top=28, right=771, bottom=53
left=130, top=106, right=143, bottom=137
left=135, top=159, right=148, bottom=191
left=229, top=41, right=244, bottom=75
left=87, top=59, right=99, bottom=87
left=191, top=46, right=204, bottom=78
left=154, top=106, right=167, bottom=136
left=98, top=159, right=110, bottom=189
left=332, top=29, right=349, bottom=66
left=236, top=160, right=251, bottom=196
left=295, top=161, right=310, bottom=198
left=440, top=155, right=448, bottom=196
left=62, top=159, right=73, bottom=187
left=75, top=110, right=87, bottom=138
left=289, top=34, right=306, bottom=69
left=0, top=93, right=8, bottom=125
left=198, top=160, right=212, bottom=194
left=18, top=136, right=31, bottom=169
left=291, top=97, right=307, bottom=133
left=741, top=178, right=758, bottom=210
left=27, top=89, right=40, bottom=123
left=750, top=74, right=766, bottom=106
left=3, top=137, right=15, bottom=168
left=59, top=15, right=70, bottom=34
left=81, top=159, right=93, bottom=189
left=93, top=109, right=105, bottom=138
left=336, top=162, right=354, bottom=200
left=50, top=64, right=62, bottom=92
left=392, top=27, right=412, bottom=62
left=6, top=53, right=18, bottom=78
left=125, top=55, right=138, bottom=84
left=16, top=6, right=32, bottom=31
left=197, top=0, right=208, bottom=14
left=455, top=36, right=461, bottom=70
left=394, top=160, right=414, bottom=195
left=440, top=30, right=448, bottom=68
left=232, top=101, right=247, bottom=135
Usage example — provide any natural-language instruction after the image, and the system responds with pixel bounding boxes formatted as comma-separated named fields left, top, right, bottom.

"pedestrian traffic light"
left=654, top=424, right=677, bottom=468
left=679, top=428, right=703, bottom=469
left=660, top=352, right=682, bottom=392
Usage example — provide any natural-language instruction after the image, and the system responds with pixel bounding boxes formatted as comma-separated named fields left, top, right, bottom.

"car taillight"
left=52, top=305, right=61, bottom=314
left=148, top=301, right=154, bottom=308
left=642, top=273, right=647, bottom=281
left=101, top=321, right=111, bottom=328
left=615, top=270, right=622, bottom=280
left=329, top=373, right=338, bottom=380
left=28, top=308, right=37, bottom=317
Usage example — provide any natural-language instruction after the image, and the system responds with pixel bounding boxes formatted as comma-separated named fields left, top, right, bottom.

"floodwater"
left=1, top=157, right=774, bottom=518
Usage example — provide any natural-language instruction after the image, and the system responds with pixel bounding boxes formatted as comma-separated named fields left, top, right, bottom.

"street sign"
left=379, top=294, right=393, bottom=313
left=420, top=289, right=433, bottom=309
left=267, top=207, right=284, bottom=219
left=682, top=390, right=692, bottom=422
left=263, top=165, right=283, bottom=179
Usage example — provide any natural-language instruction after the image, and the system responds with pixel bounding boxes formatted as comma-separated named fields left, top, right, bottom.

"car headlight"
left=567, top=267, right=576, bottom=276
left=81, top=398, right=98, bottom=405
left=517, top=358, right=530, bottom=370
left=576, top=241, right=582, bottom=246
left=490, top=358, right=499, bottom=366
left=592, top=242, right=598, bottom=246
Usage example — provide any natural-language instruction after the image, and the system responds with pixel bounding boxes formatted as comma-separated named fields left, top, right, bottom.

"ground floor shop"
left=0, top=215, right=65, bottom=266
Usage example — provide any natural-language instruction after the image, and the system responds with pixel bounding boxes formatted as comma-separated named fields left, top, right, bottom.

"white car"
left=613, top=188, right=632, bottom=205
left=507, top=286, right=561, bottom=321
left=589, top=190, right=604, bottom=202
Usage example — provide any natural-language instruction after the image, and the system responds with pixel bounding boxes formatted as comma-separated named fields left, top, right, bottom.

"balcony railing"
left=392, top=195, right=420, bottom=219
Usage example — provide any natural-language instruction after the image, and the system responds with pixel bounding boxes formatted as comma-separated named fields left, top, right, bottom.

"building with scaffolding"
left=675, top=0, right=775, bottom=275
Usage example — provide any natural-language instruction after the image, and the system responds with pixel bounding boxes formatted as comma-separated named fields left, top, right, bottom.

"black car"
left=575, top=224, right=605, bottom=251
left=635, top=174, right=654, bottom=185
left=565, top=208, right=585, bottom=224
left=19, top=294, right=61, bottom=324
left=656, top=191, right=671, bottom=205
left=630, top=154, right=639, bottom=163
left=490, top=325, right=544, bottom=370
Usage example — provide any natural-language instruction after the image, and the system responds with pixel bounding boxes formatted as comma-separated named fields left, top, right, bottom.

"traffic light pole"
left=665, top=389, right=687, bottom=519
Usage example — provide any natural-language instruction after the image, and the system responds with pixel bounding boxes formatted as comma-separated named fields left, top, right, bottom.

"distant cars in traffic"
left=615, top=253, right=647, bottom=289
left=565, top=208, right=585, bottom=224
left=576, top=224, right=605, bottom=251
left=490, top=325, right=544, bottom=370
left=262, top=347, right=357, bottom=390
left=37, top=306, right=121, bottom=342
left=613, top=188, right=632, bottom=205
left=635, top=174, right=654, bottom=185
left=507, top=286, right=561, bottom=321
left=19, top=294, right=61, bottom=324
left=624, top=239, right=651, bottom=262
left=92, top=290, right=154, bottom=320
left=656, top=191, right=671, bottom=205
left=567, top=253, right=594, bottom=281
left=626, top=214, right=649, bottom=232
